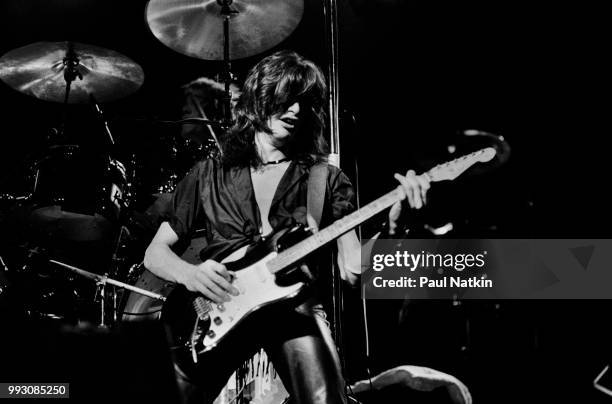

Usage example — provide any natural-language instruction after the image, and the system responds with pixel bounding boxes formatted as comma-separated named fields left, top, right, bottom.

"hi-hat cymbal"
left=145, top=0, right=304, bottom=60
left=0, top=41, right=145, bottom=103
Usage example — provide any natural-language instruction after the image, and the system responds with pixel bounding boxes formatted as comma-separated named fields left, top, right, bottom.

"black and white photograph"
left=0, top=1, right=610, bottom=403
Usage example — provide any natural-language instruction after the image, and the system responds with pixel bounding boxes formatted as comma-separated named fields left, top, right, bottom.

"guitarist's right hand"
left=184, top=260, right=240, bottom=303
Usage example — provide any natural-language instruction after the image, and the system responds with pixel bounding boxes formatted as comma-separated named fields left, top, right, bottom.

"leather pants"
left=175, top=301, right=347, bottom=404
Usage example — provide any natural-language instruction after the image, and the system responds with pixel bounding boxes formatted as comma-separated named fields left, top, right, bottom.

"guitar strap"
left=307, top=162, right=328, bottom=232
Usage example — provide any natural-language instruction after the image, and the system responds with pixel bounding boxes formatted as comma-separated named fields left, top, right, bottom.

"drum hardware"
left=28, top=156, right=128, bottom=241
left=91, top=98, right=131, bottom=216
left=145, top=0, right=303, bottom=128
left=9, top=223, right=141, bottom=325
left=0, top=255, right=8, bottom=296
left=0, top=40, right=139, bottom=239
left=218, top=0, right=238, bottom=127
left=181, top=74, right=241, bottom=152
left=0, top=40, right=138, bottom=326
left=0, top=255, right=8, bottom=273
left=189, top=83, right=224, bottom=154
left=49, top=259, right=166, bottom=328
left=24, top=108, right=130, bottom=242
left=90, top=94, right=116, bottom=147
left=48, top=259, right=166, bottom=301
left=57, top=42, right=83, bottom=135
left=18, top=245, right=48, bottom=274
left=114, top=115, right=220, bottom=198
left=0, top=193, right=32, bottom=203
left=0, top=41, right=145, bottom=104
left=106, top=224, right=139, bottom=323
left=145, top=0, right=303, bottom=61
left=1, top=41, right=139, bottom=217
left=129, top=117, right=226, bottom=128
left=5, top=244, right=82, bottom=322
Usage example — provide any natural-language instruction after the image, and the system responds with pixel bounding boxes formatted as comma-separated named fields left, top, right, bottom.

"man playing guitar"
left=144, top=50, right=430, bottom=404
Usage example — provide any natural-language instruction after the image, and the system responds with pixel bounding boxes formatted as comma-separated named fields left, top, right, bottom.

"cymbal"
left=0, top=41, right=145, bottom=103
left=145, top=0, right=304, bottom=60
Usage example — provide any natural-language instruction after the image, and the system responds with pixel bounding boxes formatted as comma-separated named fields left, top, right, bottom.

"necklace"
left=262, top=157, right=290, bottom=166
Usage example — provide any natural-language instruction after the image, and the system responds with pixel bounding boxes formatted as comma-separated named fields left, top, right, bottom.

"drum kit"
left=0, top=1, right=300, bottom=403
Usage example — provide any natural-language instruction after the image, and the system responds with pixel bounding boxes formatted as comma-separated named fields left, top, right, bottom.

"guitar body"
left=161, top=224, right=312, bottom=373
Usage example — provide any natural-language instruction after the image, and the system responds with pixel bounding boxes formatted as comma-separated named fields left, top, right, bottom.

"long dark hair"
left=220, top=50, right=329, bottom=167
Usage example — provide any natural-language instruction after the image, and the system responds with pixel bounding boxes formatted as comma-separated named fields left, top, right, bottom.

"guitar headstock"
left=426, top=147, right=497, bottom=182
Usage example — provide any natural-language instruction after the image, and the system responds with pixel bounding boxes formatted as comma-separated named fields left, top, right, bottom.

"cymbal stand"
left=88, top=94, right=130, bottom=326
left=193, top=101, right=224, bottom=156
left=90, top=94, right=115, bottom=147
left=217, top=0, right=238, bottom=128
left=51, top=260, right=167, bottom=300
left=108, top=225, right=131, bottom=324
left=59, top=42, right=82, bottom=136
left=0, top=255, right=8, bottom=273
left=89, top=95, right=132, bottom=219
left=97, top=279, right=107, bottom=327
left=49, top=259, right=166, bottom=328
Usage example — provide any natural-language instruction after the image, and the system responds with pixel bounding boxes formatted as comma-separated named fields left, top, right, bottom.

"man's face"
left=266, top=101, right=301, bottom=144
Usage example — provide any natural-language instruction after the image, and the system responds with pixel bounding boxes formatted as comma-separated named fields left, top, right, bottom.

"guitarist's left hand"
left=388, top=170, right=430, bottom=235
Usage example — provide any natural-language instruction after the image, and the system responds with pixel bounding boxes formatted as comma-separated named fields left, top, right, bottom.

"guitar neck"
left=266, top=187, right=403, bottom=274
left=266, top=146, right=496, bottom=274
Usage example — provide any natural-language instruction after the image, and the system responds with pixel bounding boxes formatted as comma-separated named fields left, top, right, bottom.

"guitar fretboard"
left=265, top=146, right=495, bottom=274
left=266, top=188, right=403, bottom=274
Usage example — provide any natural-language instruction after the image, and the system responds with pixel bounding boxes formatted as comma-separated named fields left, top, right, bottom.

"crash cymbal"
left=0, top=41, right=144, bottom=103
left=145, top=0, right=304, bottom=60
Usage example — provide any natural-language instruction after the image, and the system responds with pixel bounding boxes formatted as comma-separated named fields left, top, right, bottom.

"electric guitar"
left=161, top=147, right=497, bottom=369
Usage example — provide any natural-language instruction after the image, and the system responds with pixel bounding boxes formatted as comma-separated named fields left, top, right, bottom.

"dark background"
left=1, top=1, right=610, bottom=403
